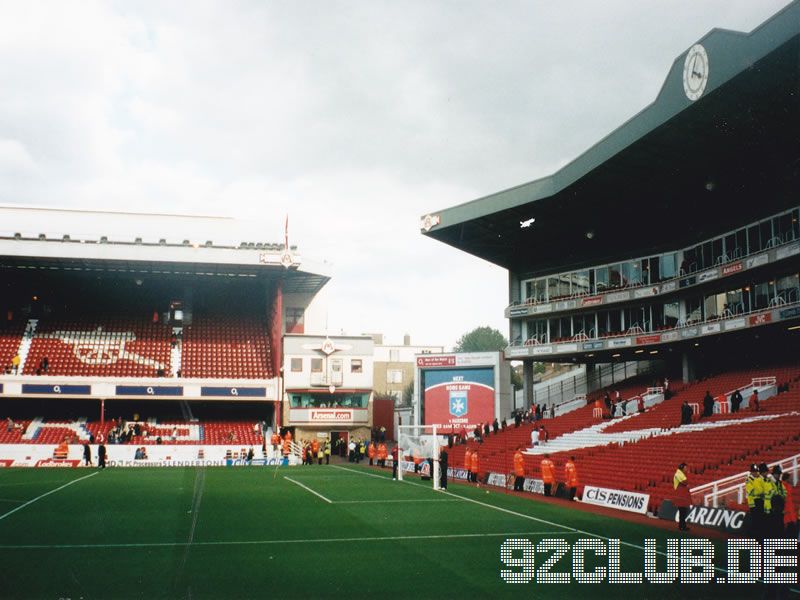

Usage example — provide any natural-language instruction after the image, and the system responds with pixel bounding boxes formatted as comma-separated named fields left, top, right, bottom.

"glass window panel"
left=760, top=220, right=774, bottom=248
left=547, top=277, right=559, bottom=301
left=686, top=297, right=703, bottom=323
left=548, top=318, right=559, bottom=339
left=573, top=270, right=591, bottom=296
left=558, top=274, right=571, bottom=298
left=724, top=233, right=736, bottom=262
left=725, top=290, right=742, bottom=315
left=774, top=214, right=792, bottom=243
left=595, top=267, right=609, bottom=293
left=661, top=253, right=676, bottom=279
left=712, top=238, right=724, bottom=264
left=609, top=264, right=623, bottom=289
left=597, top=312, right=608, bottom=337
left=701, top=242, right=712, bottom=269
left=664, top=301, right=680, bottom=327
left=734, top=229, right=747, bottom=258
left=747, top=225, right=760, bottom=254
left=608, top=310, right=621, bottom=334
left=753, top=283, right=769, bottom=309
left=792, top=209, right=800, bottom=242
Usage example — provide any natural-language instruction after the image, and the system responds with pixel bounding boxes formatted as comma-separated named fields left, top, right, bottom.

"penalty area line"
left=283, top=476, right=333, bottom=504
left=0, top=471, right=99, bottom=523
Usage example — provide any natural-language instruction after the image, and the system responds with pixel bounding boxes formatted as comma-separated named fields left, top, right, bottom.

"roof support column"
left=522, top=360, right=534, bottom=410
left=682, top=351, right=696, bottom=384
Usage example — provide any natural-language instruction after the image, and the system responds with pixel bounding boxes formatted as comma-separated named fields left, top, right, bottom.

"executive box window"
left=351, top=359, right=363, bottom=373
left=311, top=358, right=323, bottom=373
left=290, top=394, right=368, bottom=408
left=290, top=358, right=303, bottom=372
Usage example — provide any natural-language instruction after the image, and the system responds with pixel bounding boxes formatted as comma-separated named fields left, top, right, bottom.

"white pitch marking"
left=333, top=499, right=460, bottom=504
left=0, top=471, right=99, bottom=522
left=0, top=530, right=578, bottom=550
left=284, top=476, right=333, bottom=504
left=331, top=465, right=734, bottom=576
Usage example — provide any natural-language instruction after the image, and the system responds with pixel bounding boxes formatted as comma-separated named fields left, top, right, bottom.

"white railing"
left=554, top=394, right=586, bottom=417
left=714, top=376, right=778, bottom=413
left=693, top=453, right=800, bottom=508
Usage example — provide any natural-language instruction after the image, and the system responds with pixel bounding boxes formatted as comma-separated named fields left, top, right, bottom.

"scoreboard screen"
left=421, top=367, right=495, bottom=429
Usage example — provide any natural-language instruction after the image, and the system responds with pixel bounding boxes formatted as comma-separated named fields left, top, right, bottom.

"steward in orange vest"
left=470, top=451, right=480, bottom=484
left=368, top=442, right=376, bottom=465
left=564, top=456, right=578, bottom=501
left=377, top=443, right=388, bottom=467
left=540, top=455, right=555, bottom=496
left=513, top=448, right=525, bottom=491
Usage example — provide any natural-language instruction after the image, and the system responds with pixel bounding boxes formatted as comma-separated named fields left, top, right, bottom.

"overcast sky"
left=0, top=1, right=791, bottom=349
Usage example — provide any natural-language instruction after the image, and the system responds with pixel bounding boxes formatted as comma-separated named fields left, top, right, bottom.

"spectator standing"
left=673, top=463, right=691, bottom=531
left=530, top=427, right=539, bottom=448
left=680, top=401, right=692, bottom=426
left=492, top=418, right=499, bottom=434
left=391, top=445, right=398, bottom=480
left=702, top=391, right=714, bottom=417
left=98, top=442, right=107, bottom=469
left=10, top=353, right=20, bottom=374
left=731, top=389, right=743, bottom=413
left=539, top=425, right=549, bottom=445
left=751, top=389, right=760, bottom=412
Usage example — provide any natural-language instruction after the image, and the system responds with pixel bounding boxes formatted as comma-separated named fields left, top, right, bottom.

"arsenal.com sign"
left=289, top=408, right=369, bottom=425
left=311, top=409, right=353, bottom=422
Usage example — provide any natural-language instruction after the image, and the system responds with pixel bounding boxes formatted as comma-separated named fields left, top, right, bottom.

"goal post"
left=396, top=424, right=446, bottom=490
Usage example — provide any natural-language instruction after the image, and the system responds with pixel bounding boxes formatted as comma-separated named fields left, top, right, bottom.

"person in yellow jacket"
left=673, top=463, right=691, bottom=531
left=746, top=463, right=767, bottom=541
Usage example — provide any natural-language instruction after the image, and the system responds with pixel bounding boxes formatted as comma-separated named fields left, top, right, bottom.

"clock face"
left=683, top=44, right=709, bottom=101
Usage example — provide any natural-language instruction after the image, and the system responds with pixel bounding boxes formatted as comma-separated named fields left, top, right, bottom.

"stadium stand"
left=23, top=316, right=172, bottom=377
left=444, top=365, right=800, bottom=513
left=181, top=315, right=272, bottom=379
left=0, top=320, right=25, bottom=373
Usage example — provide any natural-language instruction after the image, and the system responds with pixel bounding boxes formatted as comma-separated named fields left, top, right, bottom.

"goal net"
left=396, top=425, right=447, bottom=490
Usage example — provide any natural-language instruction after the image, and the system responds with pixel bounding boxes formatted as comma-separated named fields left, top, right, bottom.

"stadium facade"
left=421, top=1, right=800, bottom=408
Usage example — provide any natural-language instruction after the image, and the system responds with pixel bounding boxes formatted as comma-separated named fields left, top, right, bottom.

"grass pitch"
left=0, top=464, right=766, bottom=599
